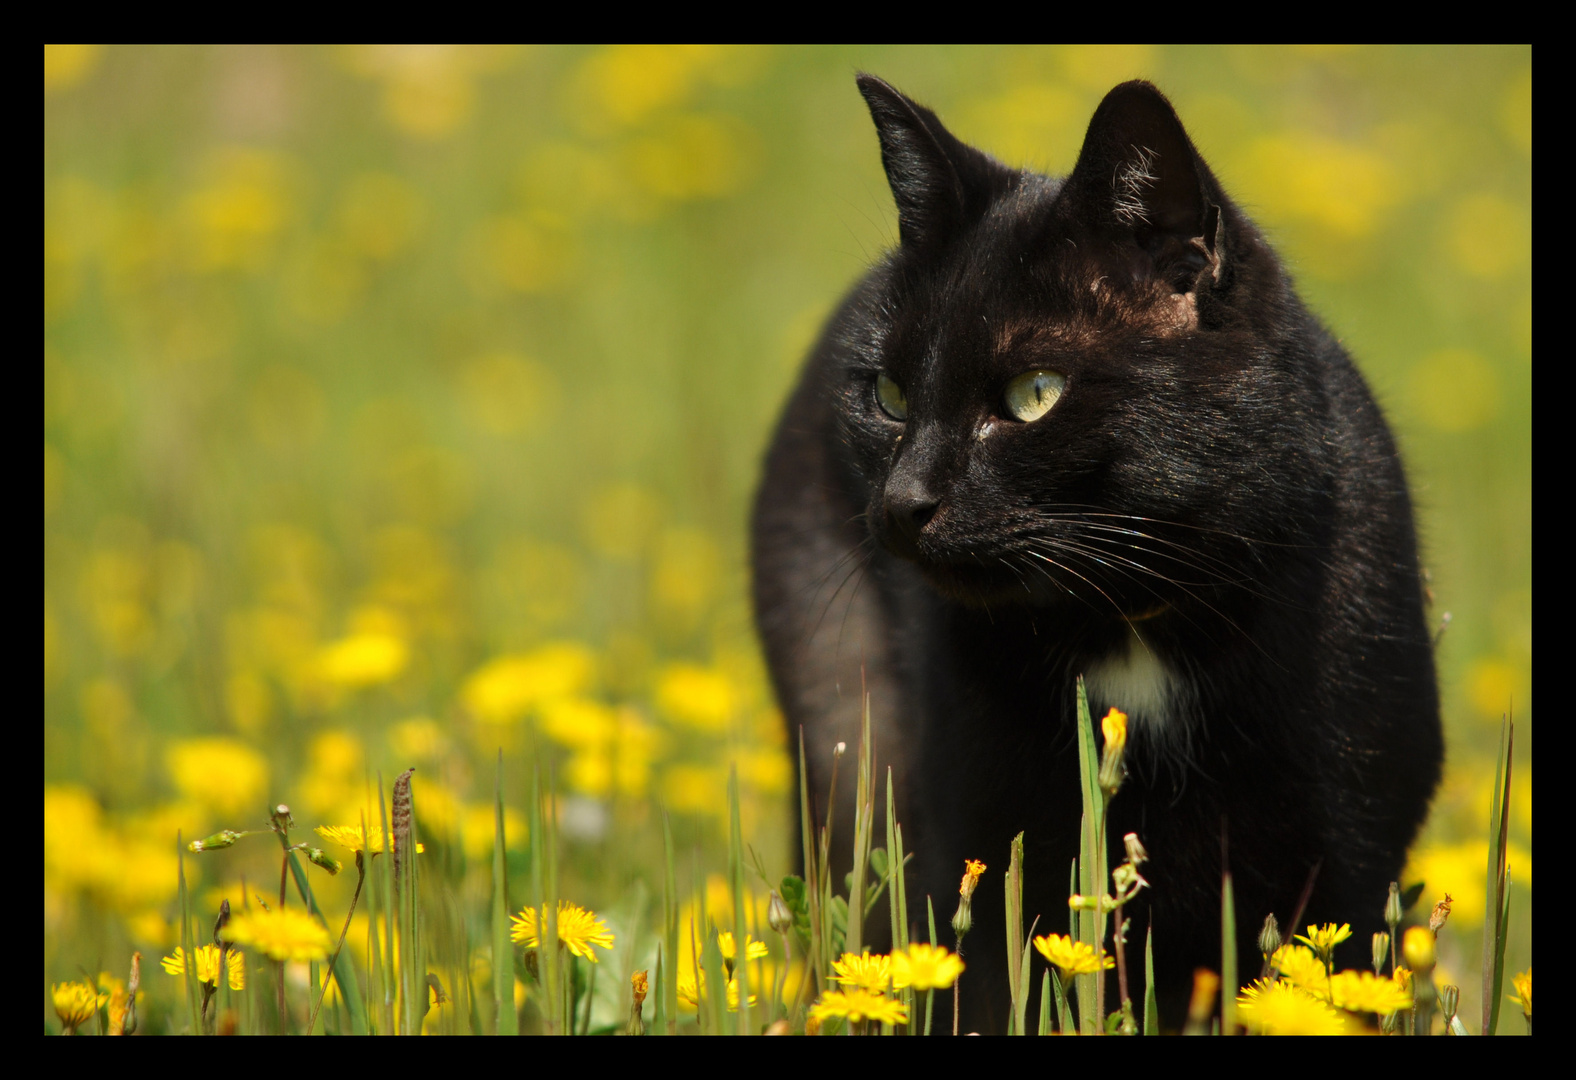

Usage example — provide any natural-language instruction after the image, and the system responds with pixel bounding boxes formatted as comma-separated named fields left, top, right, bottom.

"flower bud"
left=1429, top=894, right=1453, bottom=935
left=189, top=830, right=241, bottom=852
left=1097, top=708, right=1128, bottom=795
left=1384, top=881, right=1403, bottom=929
left=1258, top=914, right=1282, bottom=959
left=1123, top=832, right=1148, bottom=866
left=1371, top=931, right=1390, bottom=974
left=767, top=890, right=793, bottom=936
left=305, top=846, right=343, bottom=875
left=1401, top=925, right=1435, bottom=972
left=1439, top=984, right=1460, bottom=1026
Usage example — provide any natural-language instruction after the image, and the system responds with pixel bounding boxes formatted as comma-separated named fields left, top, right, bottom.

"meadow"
left=43, top=45, right=1530, bottom=1034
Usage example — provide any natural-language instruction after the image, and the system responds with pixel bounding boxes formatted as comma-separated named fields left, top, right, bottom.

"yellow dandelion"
left=52, top=980, right=106, bottom=1032
left=890, top=942, right=965, bottom=991
left=1329, top=969, right=1412, bottom=1015
left=831, top=951, right=892, bottom=993
left=631, top=970, right=648, bottom=1008
left=675, top=971, right=756, bottom=1012
left=220, top=906, right=332, bottom=963
left=717, top=931, right=769, bottom=964
left=510, top=901, right=615, bottom=962
left=161, top=944, right=245, bottom=990
left=1271, top=943, right=1331, bottom=996
left=1295, top=922, right=1352, bottom=964
left=1237, top=978, right=1348, bottom=1035
left=1101, top=707, right=1128, bottom=752
left=314, top=824, right=425, bottom=855
left=1508, top=968, right=1530, bottom=1020
left=809, top=988, right=909, bottom=1026
left=1033, top=933, right=1114, bottom=978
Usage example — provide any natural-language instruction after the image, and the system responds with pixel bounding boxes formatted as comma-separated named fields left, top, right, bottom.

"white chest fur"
left=1083, top=637, right=1186, bottom=733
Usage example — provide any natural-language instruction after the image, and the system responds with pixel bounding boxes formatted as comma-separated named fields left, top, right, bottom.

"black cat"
left=751, top=75, right=1442, bottom=1032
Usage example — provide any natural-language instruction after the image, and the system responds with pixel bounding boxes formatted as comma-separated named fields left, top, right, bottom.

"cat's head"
left=838, top=76, right=1310, bottom=617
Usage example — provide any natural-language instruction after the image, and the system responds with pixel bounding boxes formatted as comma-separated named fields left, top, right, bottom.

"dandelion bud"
left=1097, top=708, right=1128, bottom=795
left=1384, top=881, right=1403, bottom=929
left=1371, top=931, right=1390, bottom=974
left=767, top=890, right=793, bottom=936
left=189, top=830, right=241, bottom=852
left=1401, top=925, right=1435, bottom=972
left=1439, top=984, right=1460, bottom=1026
left=953, top=859, right=985, bottom=942
left=1258, top=913, right=1282, bottom=959
left=271, top=805, right=294, bottom=833
left=1123, top=832, right=1148, bottom=866
left=1185, top=969, right=1219, bottom=1035
left=627, top=970, right=648, bottom=1036
left=1429, top=894, right=1453, bottom=935
left=305, top=847, right=343, bottom=875
left=833, top=742, right=847, bottom=758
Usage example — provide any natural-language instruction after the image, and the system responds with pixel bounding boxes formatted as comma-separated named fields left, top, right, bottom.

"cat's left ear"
left=1061, top=81, right=1225, bottom=292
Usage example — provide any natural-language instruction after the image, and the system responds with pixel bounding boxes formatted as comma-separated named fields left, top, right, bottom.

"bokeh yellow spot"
left=583, top=484, right=664, bottom=561
left=1443, top=193, right=1529, bottom=280
left=656, top=664, right=735, bottom=732
left=461, top=353, right=560, bottom=437
left=1405, top=349, right=1501, bottom=432
left=166, top=737, right=270, bottom=819
left=461, top=642, right=597, bottom=725
left=1466, top=657, right=1522, bottom=721
left=44, top=44, right=101, bottom=92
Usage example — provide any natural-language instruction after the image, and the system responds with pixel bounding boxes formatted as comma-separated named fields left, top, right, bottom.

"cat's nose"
left=884, top=483, right=939, bottom=552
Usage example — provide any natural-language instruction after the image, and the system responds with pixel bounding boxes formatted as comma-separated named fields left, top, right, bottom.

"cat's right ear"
left=857, top=74, right=1008, bottom=249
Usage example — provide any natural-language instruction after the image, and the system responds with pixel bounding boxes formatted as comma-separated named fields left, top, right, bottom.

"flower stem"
left=307, top=851, right=367, bottom=1035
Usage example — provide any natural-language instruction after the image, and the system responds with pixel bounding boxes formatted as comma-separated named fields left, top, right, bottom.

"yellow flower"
left=631, top=970, right=648, bottom=1008
left=510, top=901, right=615, bottom=962
left=314, top=824, right=425, bottom=855
left=831, top=951, right=891, bottom=993
left=1237, top=978, right=1348, bottom=1035
left=960, top=859, right=986, bottom=899
left=1033, top=933, right=1114, bottom=977
left=1295, top=922, right=1352, bottom=964
left=890, top=943, right=965, bottom=991
left=1270, top=944, right=1330, bottom=996
left=1329, top=969, right=1412, bottom=1015
left=1401, top=925, right=1435, bottom=970
left=220, top=907, right=332, bottom=963
left=161, top=944, right=245, bottom=990
left=52, top=980, right=106, bottom=1031
left=1508, top=968, right=1530, bottom=1019
left=717, top=931, right=769, bottom=964
left=676, top=971, right=756, bottom=1012
left=809, top=988, right=908, bottom=1026
left=1099, top=708, right=1128, bottom=792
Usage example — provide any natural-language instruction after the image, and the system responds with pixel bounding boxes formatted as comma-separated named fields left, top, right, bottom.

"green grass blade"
left=1482, top=714, right=1512, bottom=1036
left=1038, top=970, right=1052, bottom=1036
left=492, top=751, right=517, bottom=1035
left=1005, top=831, right=1025, bottom=1034
left=728, top=764, right=749, bottom=1036
left=1143, top=920, right=1158, bottom=1035
left=925, top=895, right=937, bottom=1036
left=1221, top=871, right=1237, bottom=1036
left=177, top=831, right=201, bottom=1035
left=1074, top=676, right=1103, bottom=1034
left=662, top=808, right=678, bottom=1034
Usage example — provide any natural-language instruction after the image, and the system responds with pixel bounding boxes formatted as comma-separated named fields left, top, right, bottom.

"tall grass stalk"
left=1482, top=713, right=1514, bottom=1035
left=492, top=752, right=517, bottom=1035
left=1074, top=677, right=1107, bottom=1033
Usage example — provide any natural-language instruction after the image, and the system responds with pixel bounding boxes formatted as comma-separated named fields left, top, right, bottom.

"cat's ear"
left=1062, top=81, right=1224, bottom=291
left=857, top=74, right=1011, bottom=249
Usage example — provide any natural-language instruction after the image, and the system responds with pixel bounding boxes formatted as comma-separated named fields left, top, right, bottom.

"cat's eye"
left=875, top=373, right=909, bottom=421
left=1003, top=370, right=1067, bottom=423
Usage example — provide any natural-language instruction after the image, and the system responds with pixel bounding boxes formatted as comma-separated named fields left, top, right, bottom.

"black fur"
left=751, top=75, right=1441, bottom=1031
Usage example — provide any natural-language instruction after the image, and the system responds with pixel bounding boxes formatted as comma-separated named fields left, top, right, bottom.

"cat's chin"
left=905, top=557, right=1063, bottom=610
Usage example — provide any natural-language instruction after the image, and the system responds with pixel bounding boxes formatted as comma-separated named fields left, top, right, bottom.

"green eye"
left=1003, top=370, right=1067, bottom=423
left=875, top=373, right=908, bottom=420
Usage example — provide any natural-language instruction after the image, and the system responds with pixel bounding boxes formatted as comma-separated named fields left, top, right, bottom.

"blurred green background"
left=44, top=45, right=1529, bottom=1030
